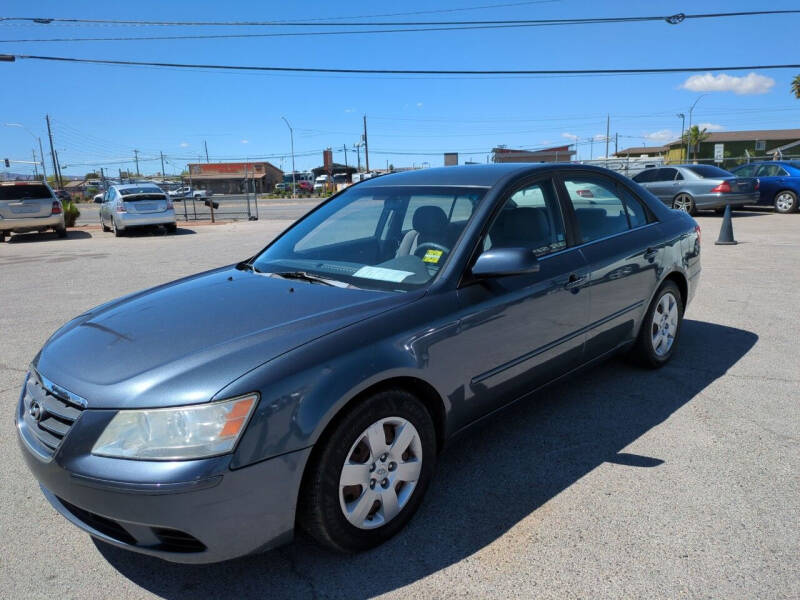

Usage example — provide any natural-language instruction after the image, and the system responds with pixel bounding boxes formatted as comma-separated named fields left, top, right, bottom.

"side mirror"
left=471, top=247, right=540, bottom=278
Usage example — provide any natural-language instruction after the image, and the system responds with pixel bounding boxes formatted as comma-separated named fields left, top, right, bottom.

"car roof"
left=356, top=163, right=621, bottom=188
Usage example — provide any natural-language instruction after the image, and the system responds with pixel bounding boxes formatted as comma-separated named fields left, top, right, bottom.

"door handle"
left=643, top=247, right=658, bottom=260
left=563, top=274, right=588, bottom=290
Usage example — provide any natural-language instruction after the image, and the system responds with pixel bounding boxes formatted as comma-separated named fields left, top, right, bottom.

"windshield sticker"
left=353, top=266, right=415, bottom=283
left=422, top=249, right=443, bottom=264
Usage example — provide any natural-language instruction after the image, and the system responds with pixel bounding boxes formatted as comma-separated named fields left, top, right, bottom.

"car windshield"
left=252, top=185, right=486, bottom=291
left=684, top=165, right=733, bottom=178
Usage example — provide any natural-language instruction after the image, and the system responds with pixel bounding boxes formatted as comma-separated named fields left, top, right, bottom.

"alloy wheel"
left=651, top=291, right=679, bottom=356
left=673, top=194, right=693, bottom=213
left=338, top=417, right=422, bottom=530
left=775, top=192, right=795, bottom=213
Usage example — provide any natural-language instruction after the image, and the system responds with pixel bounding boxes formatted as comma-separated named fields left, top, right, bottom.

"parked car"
left=98, top=183, right=177, bottom=236
left=297, top=180, right=314, bottom=192
left=729, top=161, right=800, bottom=213
left=313, top=174, right=331, bottom=192
left=632, top=164, right=758, bottom=215
left=16, top=164, right=700, bottom=563
left=0, top=181, right=66, bottom=241
left=93, top=193, right=104, bottom=203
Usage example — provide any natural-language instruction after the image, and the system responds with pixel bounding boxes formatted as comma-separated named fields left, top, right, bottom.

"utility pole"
left=53, top=149, right=64, bottom=188
left=363, top=115, right=370, bottom=172
left=677, top=113, right=686, bottom=162
left=342, top=144, right=348, bottom=170
left=134, top=149, right=140, bottom=176
left=30, top=150, right=38, bottom=178
left=160, top=151, right=166, bottom=177
left=615, top=132, right=618, bottom=155
left=204, top=140, right=209, bottom=163
left=605, top=114, right=610, bottom=160
left=354, top=143, right=362, bottom=172
left=590, top=137, right=594, bottom=160
left=37, top=137, right=47, bottom=182
left=45, top=114, right=59, bottom=186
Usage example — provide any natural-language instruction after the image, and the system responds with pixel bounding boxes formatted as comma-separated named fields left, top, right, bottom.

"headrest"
left=412, top=205, right=448, bottom=235
left=502, top=207, right=550, bottom=241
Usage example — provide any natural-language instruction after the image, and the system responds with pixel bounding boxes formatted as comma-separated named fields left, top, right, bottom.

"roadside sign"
left=714, top=143, right=724, bottom=163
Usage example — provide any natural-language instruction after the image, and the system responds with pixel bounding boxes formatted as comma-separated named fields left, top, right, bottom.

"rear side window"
left=684, top=165, right=733, bottom=178
left=655, top=168, right=678, bottom=182
left=563, top=177, right=651, bottom=242
left=0, top=184, right=53, bottom=201
left=632, top=169, right=656, bottom=183
left=757, top=164, right=788, bottom=177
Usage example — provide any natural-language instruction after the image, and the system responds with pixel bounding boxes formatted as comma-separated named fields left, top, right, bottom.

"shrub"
left=63, top=201, right=80, bottom=227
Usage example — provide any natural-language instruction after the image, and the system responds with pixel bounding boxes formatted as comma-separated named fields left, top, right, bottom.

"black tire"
left=0, top=231, right=6, bottom=242
left=774, top=190, right=798, bottom=214
left=101, top=218, right=111, bottom=232
left=629, top=280, right=684, bottom=369
left=298, top=389, right=437, bottom=553
left=672, top=193, right=696, bottom=216
left=55, top=226, right=67, bottom=238
left=165, top=223, right=177, bottom=234
left=112, top=219, right=124, bottom=237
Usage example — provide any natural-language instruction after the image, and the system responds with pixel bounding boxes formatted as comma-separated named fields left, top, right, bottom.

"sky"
left=1, top=0, right=799, bottom=178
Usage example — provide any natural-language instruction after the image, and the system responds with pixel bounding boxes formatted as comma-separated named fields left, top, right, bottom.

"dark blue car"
left=729, top=161, right=800, bottom=213
left=17, top=164, right=701, bottom=563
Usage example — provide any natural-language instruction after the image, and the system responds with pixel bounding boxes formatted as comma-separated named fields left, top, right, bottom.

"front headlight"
left=91, top=394, right=258, bottom=460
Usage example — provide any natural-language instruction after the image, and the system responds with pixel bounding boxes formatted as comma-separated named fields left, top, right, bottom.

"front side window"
left=252, top=186, right=485, bottom=291
left=733, top=164, right=757, bottom=177
left=563, top=177, right=632, bottom=242
left=484, top=180, right=566, bottom=257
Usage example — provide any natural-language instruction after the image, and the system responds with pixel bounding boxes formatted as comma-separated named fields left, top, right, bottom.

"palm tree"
left=792, top=75, right=800, bottom=99
left=682, top=125, right=710, bottom=161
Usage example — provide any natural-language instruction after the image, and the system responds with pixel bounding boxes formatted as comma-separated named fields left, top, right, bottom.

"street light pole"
left=687, top=94, right=708, bottom=162
left=676, top=113, right=686, bottom=162
left=281, top=116, right=296, bottom=199
left=5, top=122, right=47, bottom=181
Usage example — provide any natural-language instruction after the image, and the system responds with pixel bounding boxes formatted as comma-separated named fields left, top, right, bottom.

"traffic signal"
left=3, top=158, right=9, bottom=167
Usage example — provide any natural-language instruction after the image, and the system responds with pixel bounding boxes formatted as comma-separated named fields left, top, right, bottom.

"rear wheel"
left=774, top=190, right=798, bottom=214
left=112, top=218, right=124, bottom=237
left=55, top=226, right=67, bottom=238
left=165, top=223, right=177, bottom=234
left=672, top=193, right=696, bottom=215
left=630, top=280, right=684, bottom=368
left=299, top=389, right=436, bottom=552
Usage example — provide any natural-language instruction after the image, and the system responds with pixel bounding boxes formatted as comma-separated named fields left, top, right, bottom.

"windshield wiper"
left=271, top=271, right=338, bottom=286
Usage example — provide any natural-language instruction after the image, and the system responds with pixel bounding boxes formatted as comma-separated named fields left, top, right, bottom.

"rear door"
left=560, top=173, right=663, bottom=358
left=0, top=183, right=55, bottom=219
left=755, top=164, right=789, bottom=203
left=647, top=168, right=680, bottom=203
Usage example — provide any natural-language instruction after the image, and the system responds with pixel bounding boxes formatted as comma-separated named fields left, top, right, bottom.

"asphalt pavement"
left=0, top=209, right=798, bottom=599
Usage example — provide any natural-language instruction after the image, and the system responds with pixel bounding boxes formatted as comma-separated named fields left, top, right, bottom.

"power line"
left=2, top=10, right=797, bottom=28
left=2, top=10, right=799, bottom=42
left=5, top=54, right=799, bottom=77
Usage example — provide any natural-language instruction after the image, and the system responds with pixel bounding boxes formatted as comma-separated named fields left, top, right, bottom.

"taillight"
left=116, top=202, right=127, bottom=213
left=755, top=179, right=760, bottom=190
left=695, top=224, right=701, bottom=246
left=166, top=198, right=174, bottom=209
left=710, top=181, right=731, bottom=193
left=51, top=201, right=62, bottom=214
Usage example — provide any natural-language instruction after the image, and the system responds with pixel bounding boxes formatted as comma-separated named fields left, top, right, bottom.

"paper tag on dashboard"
left=353, top=266, right=415, bottom=283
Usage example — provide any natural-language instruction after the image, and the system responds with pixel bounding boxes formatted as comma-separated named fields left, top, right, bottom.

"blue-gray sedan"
left=17, top=164, right=701, bottom=563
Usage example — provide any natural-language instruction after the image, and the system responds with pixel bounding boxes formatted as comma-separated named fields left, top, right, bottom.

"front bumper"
left=694, top=192, right=759, bottom=209
left=116, top=210, right=176, bottom=230
left=0, top=213, right=64, bottom=232
left=16, top=382, right=311, bottom=564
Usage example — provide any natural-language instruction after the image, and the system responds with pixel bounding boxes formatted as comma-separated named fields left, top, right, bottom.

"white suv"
left=0, top=181, right=66, bottom=242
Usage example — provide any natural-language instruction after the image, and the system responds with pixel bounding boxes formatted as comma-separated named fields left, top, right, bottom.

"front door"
left=453, top=178, right=590, bottom=426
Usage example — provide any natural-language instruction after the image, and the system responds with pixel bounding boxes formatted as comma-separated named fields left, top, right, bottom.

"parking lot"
left=1, top=209, right=798, bottom=599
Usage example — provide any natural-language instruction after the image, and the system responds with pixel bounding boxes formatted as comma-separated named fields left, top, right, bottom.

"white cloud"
left=344, top=108, right=355, bottom=113
left=696, top=122, right=725, bottom=131
left=592, top=133, right=608, bottom=142
left=643, top=129, right=676, bottom=142
left=416, top=102, right=423, bottom=108
left=179, top=141, right=189, bottom=147
left=561, top=132, right=579, bottom=141
left=680, top=72, right=775, bottom=95
left=240, top=139, right=249, bottom=144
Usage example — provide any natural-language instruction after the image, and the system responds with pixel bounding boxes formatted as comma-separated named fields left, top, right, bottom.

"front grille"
left=21, top=371, right=85, bottom=458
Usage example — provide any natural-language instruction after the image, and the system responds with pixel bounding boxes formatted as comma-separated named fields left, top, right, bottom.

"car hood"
left=34, top=266, right=421, bottom=409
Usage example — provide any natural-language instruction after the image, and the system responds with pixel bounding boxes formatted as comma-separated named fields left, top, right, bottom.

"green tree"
left=85, top=171, right=99, bottom=179
left=682, top=125, right=710, bottom=161
left=792, top=75, right=800, bottom=99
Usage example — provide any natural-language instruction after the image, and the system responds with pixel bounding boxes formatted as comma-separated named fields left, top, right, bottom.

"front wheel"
left=630, top=280, right=684, bottom=368
left=298, top=389, right=437, bottom=552
left=672, top=193, right=696, bottom=216
left=774, top=190, right=798, bottom=214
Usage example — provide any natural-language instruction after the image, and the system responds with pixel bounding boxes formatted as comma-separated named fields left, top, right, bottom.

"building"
left=492, top=145, right=575, bottom=163
left=188, top=162, right=283, bottom=195
left=663, top=129, right=800, bottom=165
left=614, top=145, right=669, bottom=158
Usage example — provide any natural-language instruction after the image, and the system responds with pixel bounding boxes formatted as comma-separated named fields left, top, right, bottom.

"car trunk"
left=122, top=193, right=169, bottom=214
left=0, top=184, right=55, bottom=219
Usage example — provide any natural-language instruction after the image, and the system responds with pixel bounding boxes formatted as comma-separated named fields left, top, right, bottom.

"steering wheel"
left=413, top=242, right=451, bottom=265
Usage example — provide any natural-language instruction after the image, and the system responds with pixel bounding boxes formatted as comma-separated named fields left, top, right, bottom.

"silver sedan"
left=99, top=183, right=177, bottom=236
left=632, top=165, right=759, bottom=215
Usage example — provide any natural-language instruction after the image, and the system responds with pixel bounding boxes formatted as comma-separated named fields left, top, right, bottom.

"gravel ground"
left=0, top=209, right=797, bottom=599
